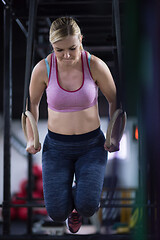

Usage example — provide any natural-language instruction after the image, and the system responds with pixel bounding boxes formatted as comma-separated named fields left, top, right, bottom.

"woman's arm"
left=90, top=55, right=119, bottom=152
left=90, top=55, right=117, bottom=119
left=26, top=59, right=48, bottom=154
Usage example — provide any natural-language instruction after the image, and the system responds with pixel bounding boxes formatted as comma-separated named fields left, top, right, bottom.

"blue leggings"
left=42, top=127, right=107, bottom=222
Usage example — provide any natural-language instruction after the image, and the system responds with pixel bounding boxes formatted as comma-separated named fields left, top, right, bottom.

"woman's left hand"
left=104, top=139, right=119, bottom=152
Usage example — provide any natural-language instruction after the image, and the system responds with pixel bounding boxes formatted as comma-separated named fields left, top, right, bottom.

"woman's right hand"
left=26, top=140, right=41, bottom=154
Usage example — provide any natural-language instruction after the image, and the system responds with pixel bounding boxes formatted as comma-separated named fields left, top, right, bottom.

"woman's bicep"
left=91, top=57, right=117, bottom=103
left=29, top=61, right=47, bottom=106
left=99, top=71, right=117, bottom=104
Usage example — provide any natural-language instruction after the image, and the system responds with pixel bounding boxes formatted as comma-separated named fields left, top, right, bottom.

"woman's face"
left=52, top=35, right=82, bottom=65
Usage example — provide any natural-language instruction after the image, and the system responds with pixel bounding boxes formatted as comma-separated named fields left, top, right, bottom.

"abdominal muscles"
left=47, top=104, right=100, bottom=135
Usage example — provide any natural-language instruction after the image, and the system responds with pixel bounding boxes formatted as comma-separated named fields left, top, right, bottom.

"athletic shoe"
left=66, top=209, right=82, bottom=233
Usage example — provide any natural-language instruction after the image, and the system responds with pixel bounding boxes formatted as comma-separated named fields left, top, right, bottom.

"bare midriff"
left=47, top=104, right=101, bottom=135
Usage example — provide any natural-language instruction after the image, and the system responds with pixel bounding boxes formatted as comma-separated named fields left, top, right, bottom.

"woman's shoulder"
left=90, top=54, right=106, bottom=68
left=34, top=53, right=52, bottom=70
left=87, top=53, right=109, bottom=79
left=32, top=54, right=52, bottom=77
left=29, top=54, right=52, bottom=87
left=44, top=53, right=52, bottom=66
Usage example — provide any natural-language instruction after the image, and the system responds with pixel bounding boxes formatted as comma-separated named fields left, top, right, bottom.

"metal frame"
left=22, top=0, right=39, bottom=235
left=3, top=0, right=12, bottom=235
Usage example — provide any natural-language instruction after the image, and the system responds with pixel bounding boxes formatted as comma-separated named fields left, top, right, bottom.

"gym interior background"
left=0, top=0, right=160, bottom=239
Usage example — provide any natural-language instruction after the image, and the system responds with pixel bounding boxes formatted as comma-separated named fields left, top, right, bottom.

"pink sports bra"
left=46, top=50, right=98, bottom=112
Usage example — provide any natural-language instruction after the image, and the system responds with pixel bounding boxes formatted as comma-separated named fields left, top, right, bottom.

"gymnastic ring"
left=21, top=110, right=39, bottom=150
left=105, top=108, right=127, bottom=148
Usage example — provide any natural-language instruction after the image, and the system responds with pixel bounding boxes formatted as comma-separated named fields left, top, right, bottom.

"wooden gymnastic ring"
left=21, top=110, right=39, bottom=150
left=105, top=109, right=127, bottom=148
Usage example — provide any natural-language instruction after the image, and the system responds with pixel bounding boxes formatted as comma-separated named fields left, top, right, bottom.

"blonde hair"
left=49, top=17, right=82, bottom=45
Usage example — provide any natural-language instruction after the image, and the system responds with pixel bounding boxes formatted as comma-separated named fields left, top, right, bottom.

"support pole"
left=23, top=0, right=38, bottom=234
left=3, top=1, right=12, bottom=235
left=23, top=0, right=38, bottom=113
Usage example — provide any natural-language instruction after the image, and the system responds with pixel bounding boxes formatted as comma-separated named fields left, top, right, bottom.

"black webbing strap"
left=23, top=0, right=38, bottom=114
left=112, top=0, right=124, bottom=110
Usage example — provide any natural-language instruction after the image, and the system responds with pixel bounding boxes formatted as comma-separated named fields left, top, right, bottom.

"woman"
left=26, top=17, right=117, bottom=233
